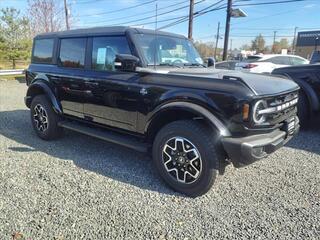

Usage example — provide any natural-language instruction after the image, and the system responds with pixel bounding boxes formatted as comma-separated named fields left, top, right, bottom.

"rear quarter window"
left=32, top=38, right=54, bottom=64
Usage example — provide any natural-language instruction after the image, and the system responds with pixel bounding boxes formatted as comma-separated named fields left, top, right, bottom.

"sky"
left=1, top=0, right=320, bottom=49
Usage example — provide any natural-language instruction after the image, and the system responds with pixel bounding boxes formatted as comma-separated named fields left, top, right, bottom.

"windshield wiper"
left=183, top=63, right=206, bottom=68
left=157, top=63, right=183, bottom=68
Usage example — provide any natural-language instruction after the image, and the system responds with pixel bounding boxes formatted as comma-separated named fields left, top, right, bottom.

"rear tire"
left=152, top=120, right=222, bottom=197
left=30, top=95, right=63, bottom=140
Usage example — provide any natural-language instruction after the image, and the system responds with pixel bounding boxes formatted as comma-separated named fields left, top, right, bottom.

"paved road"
left=0, top=80, right=319, bottom=239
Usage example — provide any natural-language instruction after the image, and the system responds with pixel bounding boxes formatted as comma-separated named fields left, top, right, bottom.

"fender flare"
left=278, top=73, right=320, bottom=112
left=146, top=101, right=231, bottom=137
left=26, top=80, right=62, bottom=114
left=294, top=79, right=320, bottom=112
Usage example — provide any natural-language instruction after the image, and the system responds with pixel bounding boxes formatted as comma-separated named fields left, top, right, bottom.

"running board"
left=58, top=121, right=149, bottom=153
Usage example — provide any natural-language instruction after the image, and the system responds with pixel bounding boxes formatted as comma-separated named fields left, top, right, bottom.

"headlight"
left=253, top=100, right=267, bottom=124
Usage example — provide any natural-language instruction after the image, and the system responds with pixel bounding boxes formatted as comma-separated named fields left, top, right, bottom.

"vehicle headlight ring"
left=253, top=100, right=268, bottom=124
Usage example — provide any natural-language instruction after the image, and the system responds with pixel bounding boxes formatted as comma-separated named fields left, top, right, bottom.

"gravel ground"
left=0, top=80, right=319, bottom=240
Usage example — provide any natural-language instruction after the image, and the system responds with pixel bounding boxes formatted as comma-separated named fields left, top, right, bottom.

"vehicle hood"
left=166, top=68, right=299, bottom=96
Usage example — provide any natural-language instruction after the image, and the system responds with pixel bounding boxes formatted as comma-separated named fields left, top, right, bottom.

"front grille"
left=265, top=92, right=299, bottom=125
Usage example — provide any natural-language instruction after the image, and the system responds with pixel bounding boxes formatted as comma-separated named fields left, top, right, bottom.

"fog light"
left=252, top=146, right=265, bottom=157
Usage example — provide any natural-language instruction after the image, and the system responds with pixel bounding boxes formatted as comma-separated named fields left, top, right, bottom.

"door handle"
left=86, top=81, right=99, bottom=86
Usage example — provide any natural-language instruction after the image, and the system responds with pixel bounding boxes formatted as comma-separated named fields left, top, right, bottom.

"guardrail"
left=0, top=69, right=24, bottom=76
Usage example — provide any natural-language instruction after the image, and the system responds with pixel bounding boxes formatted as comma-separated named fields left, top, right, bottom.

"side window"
left=269, top=56, right=291, bottom=65
left=92, top=36, right=131, bottom=71
left=59, top=38, right=86, bottom=68
left=32, top=38, right=54, bottom=64
left=291, top=57, right=307, bottom=65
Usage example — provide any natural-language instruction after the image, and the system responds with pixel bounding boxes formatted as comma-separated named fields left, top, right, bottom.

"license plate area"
left=284, top=117, right=296, bottom=135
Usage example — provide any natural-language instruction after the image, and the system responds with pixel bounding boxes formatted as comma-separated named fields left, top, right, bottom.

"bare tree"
left=27, top=0, right=71, bottom=36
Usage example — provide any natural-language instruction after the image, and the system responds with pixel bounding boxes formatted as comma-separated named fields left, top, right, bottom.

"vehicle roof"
left=34, top=26, right=187, bottom=39
left=251, top=54, right=307, bottom=60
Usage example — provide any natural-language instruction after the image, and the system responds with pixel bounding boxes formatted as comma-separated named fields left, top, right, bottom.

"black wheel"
left=30, top=95, right=63, bottom=140
left=152, top=120, right=222, bottom=197
left=297, top=91, right=310, bottom=127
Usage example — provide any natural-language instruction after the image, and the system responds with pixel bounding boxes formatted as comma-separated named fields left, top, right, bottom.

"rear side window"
left=268, top=56, right=291, bottom=65
left=91, top=36, right=131, bottom=71
left=59, top=38, right=86, bottom=68
left=32, top=38, right=54, bottom=64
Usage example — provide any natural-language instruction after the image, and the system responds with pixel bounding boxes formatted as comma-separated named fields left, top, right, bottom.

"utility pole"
left=188, top=0, right=195, bottom=40
left=64, top=0, right=70, bottom=30
left=272, top=31, right=277, bottom=53
left=230, top=39, right=233, bottom=53
left=292, top=26, right=298, bottom=54
left=223, top=0, right=232, bottom=60
left=214, top=22, right=220, bottom=60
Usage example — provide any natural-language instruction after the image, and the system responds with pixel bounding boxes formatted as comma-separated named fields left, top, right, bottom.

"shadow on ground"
left=0, top=109, right=178, bottom=196
left=284, top=116, right=320, bottom=155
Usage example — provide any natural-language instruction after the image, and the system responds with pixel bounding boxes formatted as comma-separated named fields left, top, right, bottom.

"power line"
left=81, top=0, right=206, bottom=26
left=157, top=0, right=226, bottom=30
left=234, top=0, right=309, bottom=7
left=78, top=0, right=156, bottom=15
left=79, top=0, right=186, bottom=20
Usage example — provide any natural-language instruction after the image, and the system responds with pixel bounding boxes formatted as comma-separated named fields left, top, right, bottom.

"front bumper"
left=221, top=117, right=299, bottom=167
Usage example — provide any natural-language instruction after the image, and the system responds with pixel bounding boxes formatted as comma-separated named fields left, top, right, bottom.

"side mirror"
left=114, top=54, right=140, bottom=72
left=207, top=57, right=215, bottom=68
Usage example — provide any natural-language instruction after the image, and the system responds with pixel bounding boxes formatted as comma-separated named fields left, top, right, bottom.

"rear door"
left=54, top=37, right=88, bottom=118
left=83, top=35, right=141, bottom=132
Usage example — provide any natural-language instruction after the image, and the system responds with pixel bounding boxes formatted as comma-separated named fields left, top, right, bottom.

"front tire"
left=30, top=95, right=63, bottom=140
left=152, top=120, right=222, bottom=197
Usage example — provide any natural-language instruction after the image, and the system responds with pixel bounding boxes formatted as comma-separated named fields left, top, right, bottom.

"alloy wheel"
left=33, top=104, right=49, bottom=132
left=162, top=137, right=202, bottom=184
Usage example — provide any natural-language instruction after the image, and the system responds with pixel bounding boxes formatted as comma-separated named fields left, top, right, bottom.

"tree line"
left=0, top=0, right=292, bottom=68
left=0, top=0, right=69, bottom=69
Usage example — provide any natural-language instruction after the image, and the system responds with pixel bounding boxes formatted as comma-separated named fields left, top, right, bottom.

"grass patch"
left=0, top=74, right=25, bottom=82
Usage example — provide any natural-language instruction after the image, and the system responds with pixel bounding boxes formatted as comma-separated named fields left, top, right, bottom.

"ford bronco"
left=25, top=27, right=300, bottom=196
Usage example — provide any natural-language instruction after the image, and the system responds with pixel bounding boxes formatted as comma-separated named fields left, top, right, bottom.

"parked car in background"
left=25, top=26, right=300, bottom=196
left=310, top=50, right=320, bottom=64
left=272, top=64, right=320, bottom=125
left=215, top=60, right=239, bottom=70
left=236, top=54, right=309, bottom=73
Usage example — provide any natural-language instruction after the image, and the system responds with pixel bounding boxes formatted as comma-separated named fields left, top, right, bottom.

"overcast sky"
left=1, top=0, right=320, bottom=49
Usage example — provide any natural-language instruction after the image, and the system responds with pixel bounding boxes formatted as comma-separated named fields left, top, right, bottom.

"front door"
left=83, top=35, right=141, bottom=132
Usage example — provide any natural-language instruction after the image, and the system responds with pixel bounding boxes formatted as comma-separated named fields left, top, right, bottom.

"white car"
left=235, top=54, right=309, bottom=73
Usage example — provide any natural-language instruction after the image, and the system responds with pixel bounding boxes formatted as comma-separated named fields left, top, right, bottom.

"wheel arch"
left=145, top=101, right=231, bottom=142
left=295, top=79, right=320, bottom=112
left=25, top=80, right=62, bottom=114
left=277, top=73, right=319, bottom=113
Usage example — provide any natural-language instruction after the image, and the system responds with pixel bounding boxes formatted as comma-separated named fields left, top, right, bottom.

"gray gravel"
left=0, top=80, right=319, bottom=240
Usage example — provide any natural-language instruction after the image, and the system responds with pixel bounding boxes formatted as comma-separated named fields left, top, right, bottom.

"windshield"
left=134, top=33, right=204, bottom=66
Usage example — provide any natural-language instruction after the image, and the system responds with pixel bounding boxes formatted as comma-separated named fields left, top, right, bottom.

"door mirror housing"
left=114, top=54, right=140, bottom=72
left=207, top=57, right=215, bottom=68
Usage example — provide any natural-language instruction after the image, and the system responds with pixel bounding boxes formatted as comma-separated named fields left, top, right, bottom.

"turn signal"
left=242, top=103, right=250, bottom=121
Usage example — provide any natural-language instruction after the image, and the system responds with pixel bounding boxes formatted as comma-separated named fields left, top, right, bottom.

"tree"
left=240, top=44, right=251, bottom=51
left=27, top=0, right=70, bottom=36
left=272, top=38, right=289, bottom=54
left=251, top=34, right=265, bottom=53
left=194, top=41, right=222, bottom=60
left=279, top=38, right=289, bottom=50
left=0, top=8, right=31, bottom=69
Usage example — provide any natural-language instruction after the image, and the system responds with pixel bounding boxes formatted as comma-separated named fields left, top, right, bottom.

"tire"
left=30, top=94, right=63, bottom=140
left=297, top=91, right=309, bottom=127
left=152, top=120, right=222, bottom=197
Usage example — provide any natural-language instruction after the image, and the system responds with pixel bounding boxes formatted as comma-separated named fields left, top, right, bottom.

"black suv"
left=25, top=27, right=300, bottom=196
left=272, top=63, right=320, bottom=125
